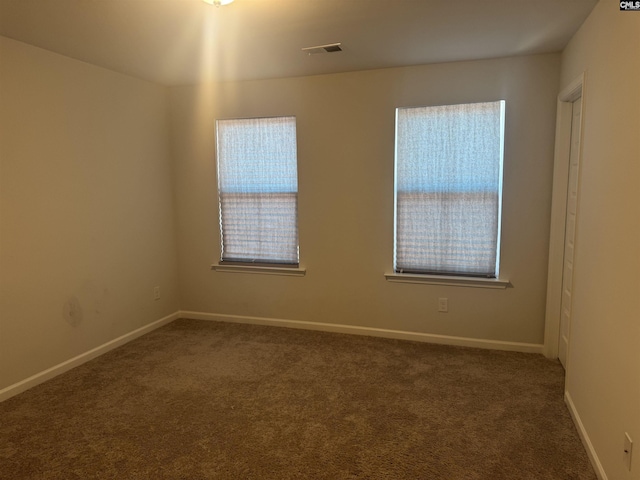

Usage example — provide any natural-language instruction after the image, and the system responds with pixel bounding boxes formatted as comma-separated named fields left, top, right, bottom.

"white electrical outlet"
left=154, top=286, right=160, bottom=300
left=438, top=297, right=448, bottom=313
left=624, top=432, right=633, bottom=471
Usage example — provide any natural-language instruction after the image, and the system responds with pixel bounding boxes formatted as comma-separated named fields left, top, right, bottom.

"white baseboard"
left=565, top=391, right=608, bottom=480
left=0, top=311, right=180, bottom=403
left=0, top=310, right=544, bottom=404
left=180, top=311, right=544, bottom=354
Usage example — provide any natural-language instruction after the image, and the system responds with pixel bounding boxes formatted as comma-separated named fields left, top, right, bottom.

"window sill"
left=212, top=264, right=306, bottom=277
left=385, top=272, right=511, bottom=289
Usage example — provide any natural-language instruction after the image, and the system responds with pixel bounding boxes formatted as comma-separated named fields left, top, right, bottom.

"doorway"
left=558, top=97, right=582, bottom=368
left=543, top=74, right=585, bottom=367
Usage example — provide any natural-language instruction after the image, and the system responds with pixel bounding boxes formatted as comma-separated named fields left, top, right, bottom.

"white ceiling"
left=0, top=0, right=598, bottom=86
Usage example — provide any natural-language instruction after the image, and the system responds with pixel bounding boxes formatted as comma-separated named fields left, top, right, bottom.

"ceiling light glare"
left=203, top=0, right=235, bottom=6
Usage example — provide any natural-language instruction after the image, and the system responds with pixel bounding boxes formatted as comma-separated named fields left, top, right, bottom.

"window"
left=216, top=116, right=299, bottom=266
left=394, top=101, right=505, bottom=278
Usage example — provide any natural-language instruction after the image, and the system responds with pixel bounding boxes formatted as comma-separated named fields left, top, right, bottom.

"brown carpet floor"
left=0, top=319, right=596, bottom=479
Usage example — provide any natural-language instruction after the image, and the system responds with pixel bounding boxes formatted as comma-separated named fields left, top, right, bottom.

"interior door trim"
left=543, top=73, right=585, bottom=360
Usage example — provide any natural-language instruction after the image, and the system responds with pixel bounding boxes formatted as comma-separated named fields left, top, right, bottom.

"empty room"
left=0, top=0, right=638, bottom=478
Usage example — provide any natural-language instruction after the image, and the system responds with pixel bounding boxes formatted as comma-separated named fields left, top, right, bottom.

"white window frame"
left=388, top=101, right=509, bottom=288
left=212, top=116, right=305, bottom=276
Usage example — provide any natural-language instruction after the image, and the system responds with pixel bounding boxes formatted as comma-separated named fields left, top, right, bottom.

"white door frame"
left=543, top=73, right=586, bottom=360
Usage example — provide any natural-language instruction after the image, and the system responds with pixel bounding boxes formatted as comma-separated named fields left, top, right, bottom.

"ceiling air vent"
left=302, top=43, right=343, bottom=55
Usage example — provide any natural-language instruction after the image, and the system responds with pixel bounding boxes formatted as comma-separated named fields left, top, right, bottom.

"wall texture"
left=0, top=37, right=180, bottom=392
left=559, top=2, right=640, bottom=479
left=169, top=53, right=560, bottom=347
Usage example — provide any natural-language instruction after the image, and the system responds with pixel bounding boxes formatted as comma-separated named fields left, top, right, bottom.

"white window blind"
left=394, top=101, right=505, bottom=277
left=216, top=116, right=299, bottom=265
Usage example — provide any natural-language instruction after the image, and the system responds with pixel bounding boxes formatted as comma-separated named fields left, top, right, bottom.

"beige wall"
left=0, top=37, right=180, bottom=391
left=170, top=54, right=560, bottom=346
left=559, top=3, right=640, bottom=479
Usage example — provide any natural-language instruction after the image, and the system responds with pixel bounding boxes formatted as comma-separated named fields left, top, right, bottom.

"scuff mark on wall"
left=62, top=296, right=83, bottom=327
